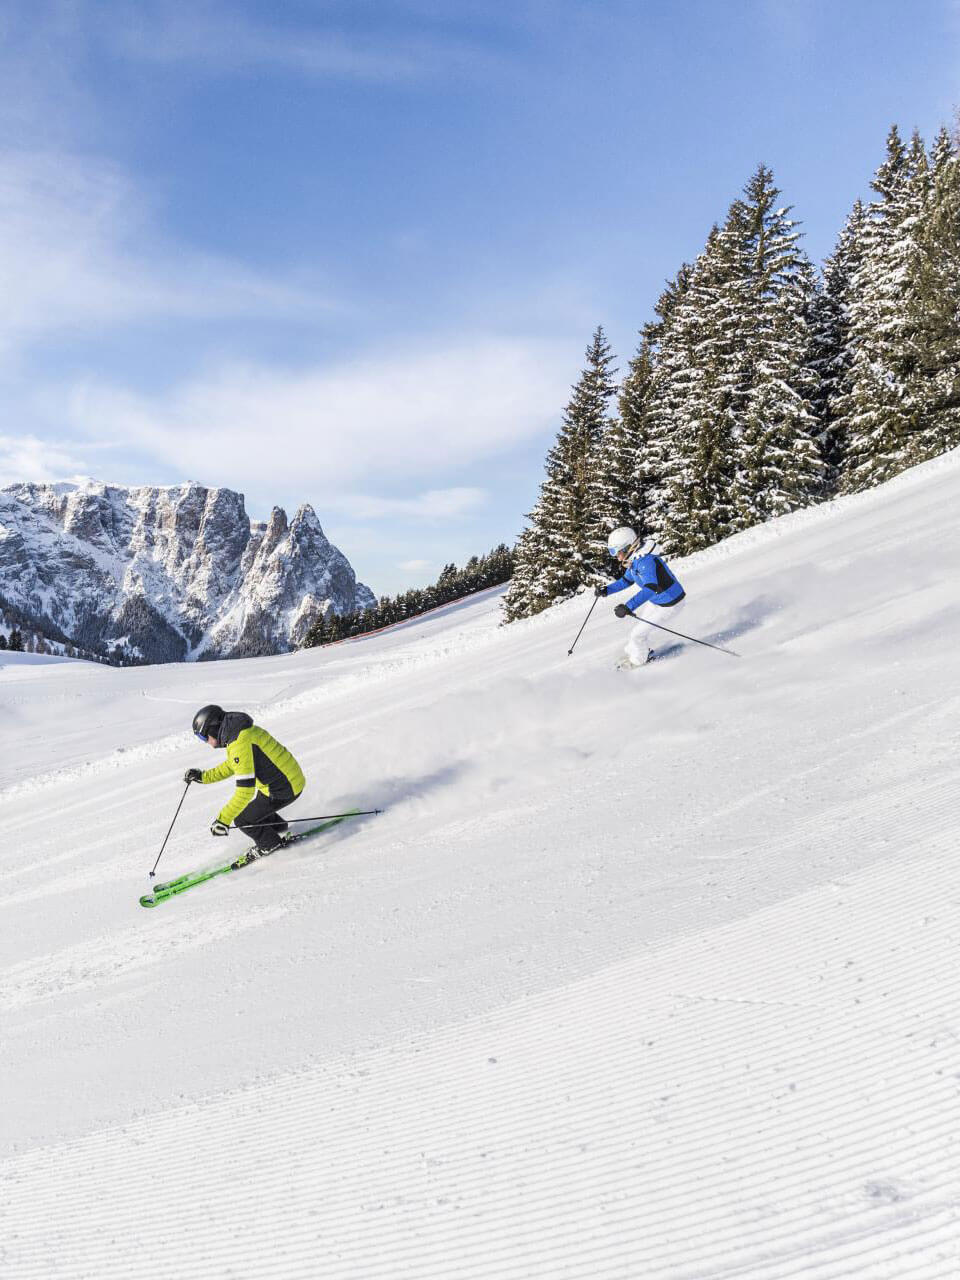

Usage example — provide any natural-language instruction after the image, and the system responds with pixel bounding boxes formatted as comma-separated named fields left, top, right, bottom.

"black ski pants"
left=235, top=780, right=298, bottom=852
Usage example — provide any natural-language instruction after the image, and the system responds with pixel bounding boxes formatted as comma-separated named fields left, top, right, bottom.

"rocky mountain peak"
left=0, top=479, right=375, bottom=663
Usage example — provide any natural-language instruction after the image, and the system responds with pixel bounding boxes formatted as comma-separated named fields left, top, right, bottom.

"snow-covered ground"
left=3, top=452, right=960, bottom=1278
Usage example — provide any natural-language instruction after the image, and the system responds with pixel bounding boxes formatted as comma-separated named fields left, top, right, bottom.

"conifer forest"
left=504, top=123, right=960, bottom=621
left=304, top=544, right=514, bottom=646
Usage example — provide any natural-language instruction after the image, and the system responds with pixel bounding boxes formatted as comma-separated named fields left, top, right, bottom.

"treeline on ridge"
left=302, top=544, right=514, bottom=647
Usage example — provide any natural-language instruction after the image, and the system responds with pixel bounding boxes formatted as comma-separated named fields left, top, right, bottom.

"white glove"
left=210, top=820, right=230, bottom=837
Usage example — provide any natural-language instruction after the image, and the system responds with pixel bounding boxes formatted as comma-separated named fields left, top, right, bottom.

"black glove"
left=594, top=584, right=606, bottom=597
left=210, top=820, right=230, bottom=837
left=614, top=603, right=632, bottom=619
left=184, top=768, right=203, bottom=784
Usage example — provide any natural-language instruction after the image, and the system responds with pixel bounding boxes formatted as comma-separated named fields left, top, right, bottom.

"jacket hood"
left=217, top=710, right=254, bottom=747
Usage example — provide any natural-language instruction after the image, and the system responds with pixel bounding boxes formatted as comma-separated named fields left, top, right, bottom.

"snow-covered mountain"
left=0, top=479, right=376, bottom=662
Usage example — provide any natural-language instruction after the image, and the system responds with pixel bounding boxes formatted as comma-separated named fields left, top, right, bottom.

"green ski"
left=139, top=810, right=362, bottom=908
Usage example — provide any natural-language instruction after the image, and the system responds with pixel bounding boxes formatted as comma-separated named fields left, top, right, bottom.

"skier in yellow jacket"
left=184, top=705, right=305, bottom=855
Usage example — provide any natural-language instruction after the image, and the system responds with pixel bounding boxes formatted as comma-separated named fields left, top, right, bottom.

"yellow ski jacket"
left=200, top=713, right=305, bottom=826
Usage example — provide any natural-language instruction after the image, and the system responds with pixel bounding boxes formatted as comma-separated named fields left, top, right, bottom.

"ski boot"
left=254, top=827, right=289, bottom=858
left=616, top=649, right=654, bottom=671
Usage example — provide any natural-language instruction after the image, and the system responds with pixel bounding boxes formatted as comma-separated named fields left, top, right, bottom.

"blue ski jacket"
left=602, top=552, right=685, bottom=612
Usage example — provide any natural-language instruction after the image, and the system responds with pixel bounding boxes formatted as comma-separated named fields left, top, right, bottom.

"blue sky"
left=1, top=0, right=957, bottom=595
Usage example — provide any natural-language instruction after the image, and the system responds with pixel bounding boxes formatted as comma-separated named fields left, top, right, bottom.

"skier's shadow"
left=650, top=641, right=686, bottom=662
left=705, top=594, right=782, bottom=648
left=646, top=595, right=780, bottom=655
left=289, top=765, right=466, bottom=846
left=374, top=763, right=466, bottom=808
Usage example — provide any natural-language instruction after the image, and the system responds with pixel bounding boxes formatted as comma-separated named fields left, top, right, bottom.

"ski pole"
left=628, top=610, right=740, bottom=658
left=568, top=595, right=600, bottom=656
left=150, top=780, right=192, bottom=878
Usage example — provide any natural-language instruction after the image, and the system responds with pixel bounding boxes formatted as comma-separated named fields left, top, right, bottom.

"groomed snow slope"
left=2, top=452, right=960, bottom=1279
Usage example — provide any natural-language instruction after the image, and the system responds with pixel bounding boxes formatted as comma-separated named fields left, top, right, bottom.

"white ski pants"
left=625, top=599, right=686, bottom=665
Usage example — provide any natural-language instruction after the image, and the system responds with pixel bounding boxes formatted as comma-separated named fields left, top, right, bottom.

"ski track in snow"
left=4, top=852, right=960, bottom=1279
left=0, top=902, right=294, bottom=1013
left=3, top=449, right=960, bottom=1277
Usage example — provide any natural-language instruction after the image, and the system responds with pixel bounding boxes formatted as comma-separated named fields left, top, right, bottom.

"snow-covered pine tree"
left=303, top=611, right=327, bottom=647
left=907, top=125, right=960, bottom=461
left=729, top=165, right=825, bottom=527
left=836, top=126, right=932, bottom=493
left=644, top=263, right=694, bottom=351
left=596, top=336, right=655, bottom=540
left=648, top=216, right=747, bottom=554
left=483, top=543, right=514, bottom=586
left=812, top=199, right=868, bottom=486
left=500, top=520, right=550, bottom=621
left=630, top=266, right=692, bottom=545
left=503, top=327, right=617, bottom=620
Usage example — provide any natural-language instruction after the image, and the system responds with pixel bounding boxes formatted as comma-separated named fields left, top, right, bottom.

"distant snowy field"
left=3, top=452, right=960, bottom=1278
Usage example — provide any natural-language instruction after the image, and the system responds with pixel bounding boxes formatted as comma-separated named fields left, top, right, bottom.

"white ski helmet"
left=607, top=526, right=637, bottom=558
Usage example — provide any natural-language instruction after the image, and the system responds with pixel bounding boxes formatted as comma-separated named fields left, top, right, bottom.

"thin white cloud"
left=350, top=488, right=486, bottom=520
left=66, top=336, right=573, bottom=496
left=0, top=148, right=330, bottom=360
left=108, top=2, right=509, bottom=84
left=324, top=488, right=487, bottom=520
left=0, top=434, right=91, bottom=489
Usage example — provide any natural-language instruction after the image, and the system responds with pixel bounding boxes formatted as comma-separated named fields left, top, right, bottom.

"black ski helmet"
left=192, top=704, right=224, bottom=741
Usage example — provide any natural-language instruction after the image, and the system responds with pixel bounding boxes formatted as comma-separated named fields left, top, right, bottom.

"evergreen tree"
left=812, top=199, right=868, bottom=485
left=303, top=611, right=327, bottom=648
left=501, top=521, right=550, bottom=621
left=436, top=563, right=459, bottom=604
left=9, top=629, right=24, bottom=651
left=462, top=555, right=482, bottom=594
left=648, top=219, right=747, bottom=553
left=836, top=126, right=932, bottom=492
left=646, top=166, right=823, bottom=550
left=0, top=634, right=7, bottom=651
left=908, top=125, right=960, bottom=458
left=729, top=165, right=824, bottom=527
left=488, top=543, right=514, bottom=583
left=303, top=545, right=516, bottom=644
left=643, top=262, right=694, bottom=349
left=595, top=337, right=655, bottom=539
left=503, top=327, right=617, bottom=619
left=630, top=266, right=693, bottom=546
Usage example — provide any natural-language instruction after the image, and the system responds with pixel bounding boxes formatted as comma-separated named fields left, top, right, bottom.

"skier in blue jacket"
left=596, top=526, right=686, bottom=667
